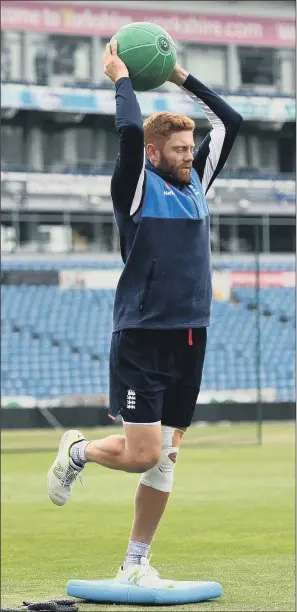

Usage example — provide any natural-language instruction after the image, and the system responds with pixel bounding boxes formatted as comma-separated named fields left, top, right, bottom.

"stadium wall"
left=1, top=402, right=295, bottom=430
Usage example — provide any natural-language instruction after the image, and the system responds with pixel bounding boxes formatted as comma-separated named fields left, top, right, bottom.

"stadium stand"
left=1, top=0, right=295, bottom=410
left=1, top=280, right=295, bottom=402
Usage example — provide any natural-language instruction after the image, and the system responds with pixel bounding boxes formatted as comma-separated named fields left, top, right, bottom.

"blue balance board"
left=67, top=578, right=223, bottom=604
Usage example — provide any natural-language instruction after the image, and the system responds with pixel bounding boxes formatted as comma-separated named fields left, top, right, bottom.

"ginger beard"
left=156, top=151, right=192, bottom=183
left=151, top=131, right=195, bottom=184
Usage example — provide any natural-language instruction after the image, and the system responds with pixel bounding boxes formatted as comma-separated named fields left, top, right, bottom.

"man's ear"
left=147, top=143, right=158, bottom=164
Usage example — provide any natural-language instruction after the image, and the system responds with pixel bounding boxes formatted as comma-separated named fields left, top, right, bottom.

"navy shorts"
left=109, top=328, right=207, bottom=428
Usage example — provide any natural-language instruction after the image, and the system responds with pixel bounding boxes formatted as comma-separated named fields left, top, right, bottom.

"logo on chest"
left=164, top=182, right=174, bottom=196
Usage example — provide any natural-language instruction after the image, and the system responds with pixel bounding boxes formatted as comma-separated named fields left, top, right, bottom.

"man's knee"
left=140, top=425, right=186, bottom=491
left=131, top=448, right=161, bottom=473
left=123, top=422, right=162, bottom=473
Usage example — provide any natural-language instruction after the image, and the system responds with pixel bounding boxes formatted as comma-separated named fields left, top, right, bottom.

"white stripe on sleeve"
left=181, top=88, right=226, bottom=193
left=130, top=149, right=146, bottom=216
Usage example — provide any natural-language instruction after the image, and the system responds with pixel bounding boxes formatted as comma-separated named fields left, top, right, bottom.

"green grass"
left=1, top=422, right=295, bottom=611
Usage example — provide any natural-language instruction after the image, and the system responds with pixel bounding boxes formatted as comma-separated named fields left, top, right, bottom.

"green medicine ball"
left=110, top=22, right=177, bottom=91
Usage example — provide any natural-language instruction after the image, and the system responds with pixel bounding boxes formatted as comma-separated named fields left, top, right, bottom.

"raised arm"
left=169, top=65, right=243, bottom=195
left=111, top=78, right=145, bottom=215
left=104, top=41, right=145, bottom=215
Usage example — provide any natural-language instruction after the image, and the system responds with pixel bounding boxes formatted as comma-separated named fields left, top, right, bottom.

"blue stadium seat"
left=1, top=280, right=295, bottom=402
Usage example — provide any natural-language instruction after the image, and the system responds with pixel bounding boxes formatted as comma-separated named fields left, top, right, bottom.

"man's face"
left=149, top=131, right=195, bottom=183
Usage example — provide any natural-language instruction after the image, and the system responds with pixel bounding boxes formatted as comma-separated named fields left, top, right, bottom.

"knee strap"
left=139, top=426, right=181, bottom=493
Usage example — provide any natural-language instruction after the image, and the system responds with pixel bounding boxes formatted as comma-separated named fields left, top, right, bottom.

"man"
left=48, top=41, right=242, bottom=587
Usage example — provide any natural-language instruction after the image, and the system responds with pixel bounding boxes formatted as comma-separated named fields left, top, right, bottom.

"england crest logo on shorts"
left=127, top=389, right=136, bottom=409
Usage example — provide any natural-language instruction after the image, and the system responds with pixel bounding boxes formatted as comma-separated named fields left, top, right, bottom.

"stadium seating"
left=1, top=281, right=295, bottom=402
left=1, top=260, right=295, bottom=271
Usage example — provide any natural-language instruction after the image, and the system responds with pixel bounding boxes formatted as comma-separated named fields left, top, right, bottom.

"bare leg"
left=126, top=428, right=186, bottom=550
left=130, top=483, right=170, bottom=544
left=85, top=424, right=162, bottom=473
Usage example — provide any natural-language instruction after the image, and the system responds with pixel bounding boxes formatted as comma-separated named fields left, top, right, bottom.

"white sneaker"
left=47, top=429, right=85, bottom=506
left=115, top=557, right=175, bottom=588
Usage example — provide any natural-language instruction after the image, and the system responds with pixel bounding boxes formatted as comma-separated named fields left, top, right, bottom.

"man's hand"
left=104, top=40, right=129, bottom=83
left=167, top=63, right=189, bottom=86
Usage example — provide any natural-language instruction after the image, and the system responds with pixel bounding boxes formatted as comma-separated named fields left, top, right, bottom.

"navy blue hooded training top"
left=110, top=74, right=242, bottom=332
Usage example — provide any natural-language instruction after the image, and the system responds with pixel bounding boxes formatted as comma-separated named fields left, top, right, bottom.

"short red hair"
left=143, top=112, right=195, bottom=148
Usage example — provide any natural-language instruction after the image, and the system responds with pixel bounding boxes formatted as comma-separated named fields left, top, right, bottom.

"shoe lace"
left=61, top=466, right=84, bottom=488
